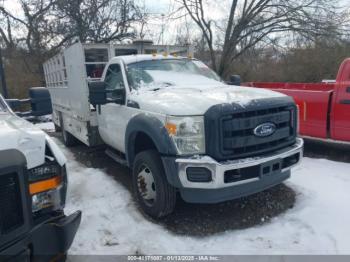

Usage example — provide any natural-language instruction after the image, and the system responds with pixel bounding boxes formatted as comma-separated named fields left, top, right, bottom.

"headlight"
left=29, top=162, right=67, bottom=214
left=165, top=116, right=205, bottom=155
left=32, top=185, right=64, bottom=213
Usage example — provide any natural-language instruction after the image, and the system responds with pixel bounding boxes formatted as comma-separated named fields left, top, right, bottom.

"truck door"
left=97, top=62, right=129, bottom=151
left=332, top=59, right=350, bottom=142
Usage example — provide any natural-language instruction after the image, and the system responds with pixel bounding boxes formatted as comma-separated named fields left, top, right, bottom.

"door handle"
left=340, top=99, right=350, bottom=105
left=347, top=87, right=350, bottom=93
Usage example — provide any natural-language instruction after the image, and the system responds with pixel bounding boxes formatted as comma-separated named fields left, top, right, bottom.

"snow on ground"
left=58, top=142, right=350, bottom=255
left=36, top=123, right=350, bottom=255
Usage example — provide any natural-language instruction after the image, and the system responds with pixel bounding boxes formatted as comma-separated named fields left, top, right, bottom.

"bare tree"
left=0, top=14, right=16, bottom=49
left=55, top=0, right=143, bottom=43
left=0, top=0, right=69, bottom=53
left=0, top=0, right=70, bottom=86
left=180, top=0, right=216, bottom=69
left=1, top=0, right=144, bottom=50
left=178, top=0, right=348, bottom=78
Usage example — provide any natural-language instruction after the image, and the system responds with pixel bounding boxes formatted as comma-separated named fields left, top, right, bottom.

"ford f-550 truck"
left=244, top=58, right=350, bottom=143
left=0, top=94, right=81, bottom=260
left=45, top=42, right=303, bottom=218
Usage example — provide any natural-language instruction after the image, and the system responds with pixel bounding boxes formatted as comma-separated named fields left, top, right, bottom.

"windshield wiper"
left=146, top=82, right=174, bottom=91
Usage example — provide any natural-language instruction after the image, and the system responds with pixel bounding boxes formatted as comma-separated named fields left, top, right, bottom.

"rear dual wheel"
left=133, top=150, right=176, bottom=218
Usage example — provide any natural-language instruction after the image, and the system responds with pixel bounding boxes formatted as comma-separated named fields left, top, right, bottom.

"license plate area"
left=224, top=159, right=283, bottom=184
left=260, top=159, right=282, bottom=178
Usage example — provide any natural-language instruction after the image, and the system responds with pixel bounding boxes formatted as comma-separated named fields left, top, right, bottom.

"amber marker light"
left=29, top=176, right=62, bottom=195
left=165, top=123, right=177, bottom=135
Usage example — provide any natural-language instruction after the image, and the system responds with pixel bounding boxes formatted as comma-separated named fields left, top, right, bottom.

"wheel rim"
left=137, top=165, right=156, bottom=206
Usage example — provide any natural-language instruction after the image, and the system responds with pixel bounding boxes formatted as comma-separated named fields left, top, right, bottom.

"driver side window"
left=104, top=64, right=124, bottom=100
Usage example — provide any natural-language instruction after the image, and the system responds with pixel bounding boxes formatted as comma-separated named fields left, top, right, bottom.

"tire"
left=133, top=150, right=176, bottom=218
left=61, top=123, right=77, bottom=147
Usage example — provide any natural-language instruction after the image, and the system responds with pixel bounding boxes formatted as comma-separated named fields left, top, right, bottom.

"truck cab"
left=0, top=95, right=81, bottom=260
left=45, top=42, right=303, bottom=218
left=331, top=58, right=350, bottom=141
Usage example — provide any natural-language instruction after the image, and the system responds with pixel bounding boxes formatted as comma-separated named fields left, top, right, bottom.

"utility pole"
left=0, top=48, right=8, bottom=98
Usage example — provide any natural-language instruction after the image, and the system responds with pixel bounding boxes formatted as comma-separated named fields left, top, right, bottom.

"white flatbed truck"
left=44, top=41, right=303, bottom=218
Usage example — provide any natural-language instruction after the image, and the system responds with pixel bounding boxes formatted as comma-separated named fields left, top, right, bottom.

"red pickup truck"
left=244, top=58, right=350, bottom=143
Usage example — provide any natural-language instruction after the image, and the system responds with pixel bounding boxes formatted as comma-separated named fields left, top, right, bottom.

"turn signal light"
left=165, top=123, right=177, bottom=135
left=29, top=176, right=62, bottom=195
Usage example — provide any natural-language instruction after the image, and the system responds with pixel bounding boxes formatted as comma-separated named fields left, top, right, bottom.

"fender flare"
left=125, top=114, right=177, bottom=167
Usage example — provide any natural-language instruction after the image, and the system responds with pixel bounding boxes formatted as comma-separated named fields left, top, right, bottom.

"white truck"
left=0, top=94, right=80, bottom=259
left=44, top=41, right=303, bottom=218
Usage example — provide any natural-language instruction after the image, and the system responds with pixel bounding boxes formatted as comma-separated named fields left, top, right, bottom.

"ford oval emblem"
left=254, top=122, right=276, bottom=137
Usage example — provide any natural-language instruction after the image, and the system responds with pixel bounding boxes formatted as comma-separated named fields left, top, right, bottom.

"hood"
left=130, top=83, right=286, bottom=116
left=0, top=113, right=66, bottom=169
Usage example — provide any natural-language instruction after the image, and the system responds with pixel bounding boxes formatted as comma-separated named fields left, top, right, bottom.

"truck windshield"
left=126, top=59, right=222, bottom=90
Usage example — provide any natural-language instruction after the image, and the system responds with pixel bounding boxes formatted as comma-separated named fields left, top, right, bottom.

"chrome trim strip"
left=176, top=138, right=304, bottom=189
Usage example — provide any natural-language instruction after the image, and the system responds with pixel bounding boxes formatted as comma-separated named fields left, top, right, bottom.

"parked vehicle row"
left=1, top=40, right=314, bottom=258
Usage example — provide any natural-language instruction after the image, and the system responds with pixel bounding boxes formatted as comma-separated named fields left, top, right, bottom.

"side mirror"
left=88, top=81, right=126, bottom=106
left=89, top=81, right=107, bottom=105
left=29, top=87, right=52, bottom=116
left=228, top=75, right=241, bottom=86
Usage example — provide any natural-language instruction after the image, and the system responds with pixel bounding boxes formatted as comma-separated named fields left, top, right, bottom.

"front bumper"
left=162, top=138, right=303, bottom=203
left=1, top=211, right=81, bottom=260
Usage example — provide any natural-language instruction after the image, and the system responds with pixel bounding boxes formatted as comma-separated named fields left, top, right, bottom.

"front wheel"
left=133, top=150, right=176, bottom=218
